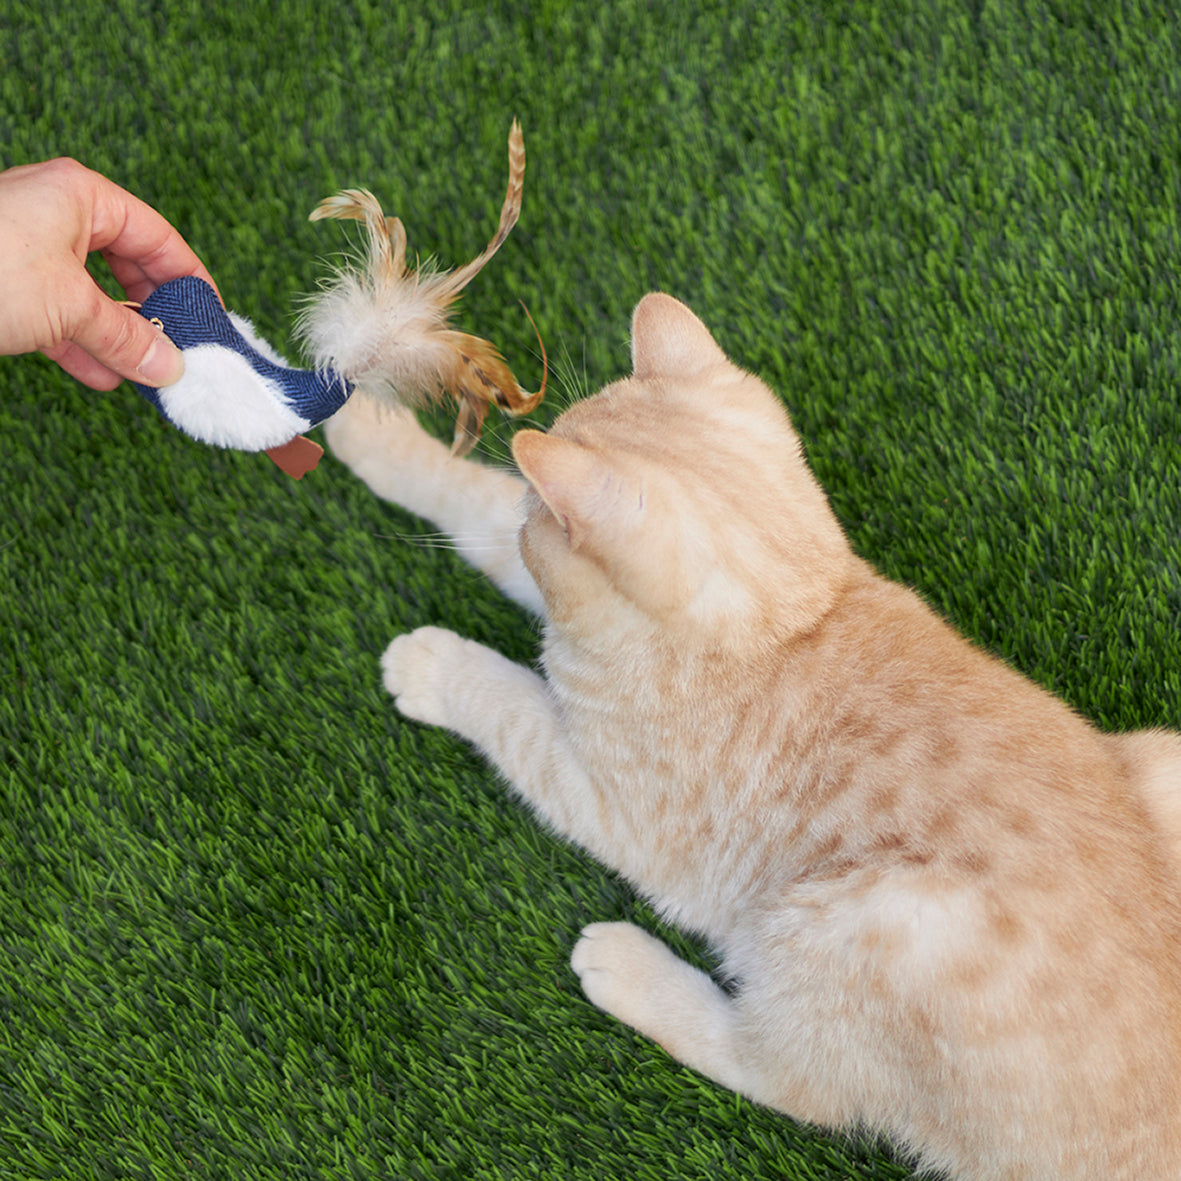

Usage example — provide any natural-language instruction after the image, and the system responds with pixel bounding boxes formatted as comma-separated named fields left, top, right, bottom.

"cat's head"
left=512, top=294, right=851, bottom=650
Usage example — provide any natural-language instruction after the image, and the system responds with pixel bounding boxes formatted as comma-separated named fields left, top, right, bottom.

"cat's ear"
left=631, top=292, right=729, bottom=381
left=512, top=429, right=614, bottom=551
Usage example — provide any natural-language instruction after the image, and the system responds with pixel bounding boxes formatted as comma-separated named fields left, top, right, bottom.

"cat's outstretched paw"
left=323, top=394, right=434, bottom=493
left=572, top=922, right=686, bottom=1029
left=382, top=626, right=470, bottom=729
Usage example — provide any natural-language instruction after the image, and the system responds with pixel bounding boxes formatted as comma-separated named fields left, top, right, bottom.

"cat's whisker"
left=547, top=340, right=593, bottom=410
left=374, top=530, right=520, bottom=549
left=467, top=426, right=531, bottom=471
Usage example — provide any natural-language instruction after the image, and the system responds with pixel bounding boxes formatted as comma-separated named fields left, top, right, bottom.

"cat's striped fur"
left=326, top=293, right=1181, bottom=1178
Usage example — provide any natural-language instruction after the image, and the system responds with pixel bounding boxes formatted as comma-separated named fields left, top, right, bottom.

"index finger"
left=85, top=167, right=220, bottom=305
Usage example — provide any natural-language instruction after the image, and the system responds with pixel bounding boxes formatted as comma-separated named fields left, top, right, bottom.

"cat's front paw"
left=323, top=393, right=428, bottom=477
left=571, top=922, right=683, bottom=1029
left=381, top=626, right=471, bottom=730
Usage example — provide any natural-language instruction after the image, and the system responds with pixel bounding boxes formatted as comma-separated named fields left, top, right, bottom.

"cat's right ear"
left=631, top=292, right=728, bottom=381
left=512, top=430, right=615, bottom=551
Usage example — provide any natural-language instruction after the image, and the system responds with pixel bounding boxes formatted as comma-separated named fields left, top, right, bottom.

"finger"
left=97, top=206, right=219, bottom=304
left=40, top=340, right=124, bottom=391
left=81, top=164, right=220, bottom=303
left=64, top=285, right=185, bottom=388
left=103, top=242, right=220, bottom=308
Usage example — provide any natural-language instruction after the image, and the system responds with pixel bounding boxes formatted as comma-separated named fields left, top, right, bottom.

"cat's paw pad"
left=381, top=627, right=469, bottom=728
left=571, top=922, right=678, bottom=1027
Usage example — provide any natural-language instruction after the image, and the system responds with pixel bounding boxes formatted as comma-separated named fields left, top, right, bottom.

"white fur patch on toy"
left=154, top=343, right=311, bottom=451
left=132, top=276, right=354, bottom=457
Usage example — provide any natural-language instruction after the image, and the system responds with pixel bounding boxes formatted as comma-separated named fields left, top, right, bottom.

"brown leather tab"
left=265, top=435, right=324, bottom=479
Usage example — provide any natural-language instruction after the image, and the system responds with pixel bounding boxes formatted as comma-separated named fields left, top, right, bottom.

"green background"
left=2, top=2, right=1179, bottom=1177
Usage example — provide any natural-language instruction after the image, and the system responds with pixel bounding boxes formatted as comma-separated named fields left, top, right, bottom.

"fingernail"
left=137, top=333, right=185, bottom=387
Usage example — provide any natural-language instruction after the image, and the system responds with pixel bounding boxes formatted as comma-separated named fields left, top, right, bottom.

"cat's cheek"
left=518, top=513, right=562, bottom=586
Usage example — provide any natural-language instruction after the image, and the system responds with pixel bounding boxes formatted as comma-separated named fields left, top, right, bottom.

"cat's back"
left=741, top=566, right=1181, bottom=1178
left=772, top=563, right=1181, bottom=958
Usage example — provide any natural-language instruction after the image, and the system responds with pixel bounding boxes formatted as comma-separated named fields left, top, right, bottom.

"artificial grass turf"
left=2, top=0, right=1180, bottom=1176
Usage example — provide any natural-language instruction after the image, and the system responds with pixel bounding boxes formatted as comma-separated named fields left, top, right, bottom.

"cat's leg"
left=323, top=395, right=542, bottom=614
left=570, top=924, right=864, bottom=1127
left=570, top=923, right=763, bottom=1102
left=382, top=626, right=603, bottom=846
left=1112, top=728, right=1181, bottom=864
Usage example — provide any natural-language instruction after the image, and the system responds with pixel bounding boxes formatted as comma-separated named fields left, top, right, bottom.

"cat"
left=324, top=293, right=1181, bottom=1179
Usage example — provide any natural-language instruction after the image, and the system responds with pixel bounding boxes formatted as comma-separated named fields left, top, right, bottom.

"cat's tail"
left=1112, top=728, right=1181, bottom=868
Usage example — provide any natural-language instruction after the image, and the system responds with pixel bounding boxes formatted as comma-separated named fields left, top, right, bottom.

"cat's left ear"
left=512, top=429, right=615, bottom=551
left=631, top=292, right=729, bottom=381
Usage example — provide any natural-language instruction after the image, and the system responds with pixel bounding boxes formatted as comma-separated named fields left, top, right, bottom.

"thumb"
left=66, top=288, right=185, bottom=388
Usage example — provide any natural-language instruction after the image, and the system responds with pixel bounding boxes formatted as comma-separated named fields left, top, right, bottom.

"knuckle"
left=36, top=157, right=90, bottom=189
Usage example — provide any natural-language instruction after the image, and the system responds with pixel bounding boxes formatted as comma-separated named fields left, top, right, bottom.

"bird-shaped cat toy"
left=131, top=120, right=544, bottom=478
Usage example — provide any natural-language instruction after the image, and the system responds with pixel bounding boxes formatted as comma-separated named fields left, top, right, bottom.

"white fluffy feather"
left=295, top=267, right=457, bottom=405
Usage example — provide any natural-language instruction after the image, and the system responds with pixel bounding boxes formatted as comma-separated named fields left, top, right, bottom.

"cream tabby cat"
left=325, top=294, right=1181, bottom=1179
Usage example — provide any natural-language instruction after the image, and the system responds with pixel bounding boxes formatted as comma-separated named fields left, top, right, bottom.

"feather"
left=297, top=120, right=544, bottom=455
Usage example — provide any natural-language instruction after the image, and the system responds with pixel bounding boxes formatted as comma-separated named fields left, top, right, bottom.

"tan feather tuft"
left=308, top=189, right=406, bottom=285
left=439, top=326, right=546, bottom=456
left=436, top=118, right=526, bottom=301
left=298, top=120, right=543, bottom=449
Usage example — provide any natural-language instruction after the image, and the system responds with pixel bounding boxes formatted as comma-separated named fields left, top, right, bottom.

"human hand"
left=0, top=157, right=218, bottom=389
